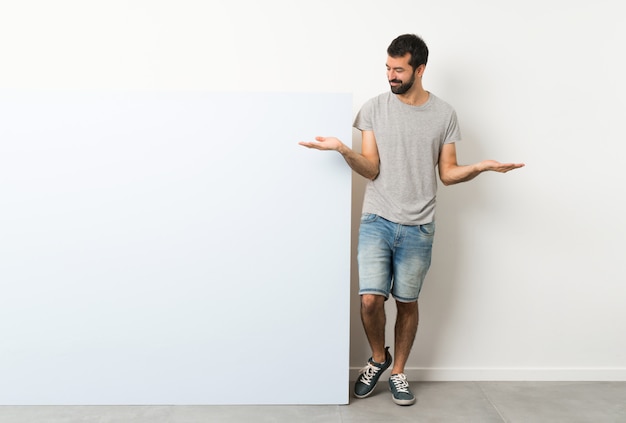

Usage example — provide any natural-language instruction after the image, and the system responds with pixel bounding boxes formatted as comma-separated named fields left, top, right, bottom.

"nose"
left=388, top=68, right=401, bottom=82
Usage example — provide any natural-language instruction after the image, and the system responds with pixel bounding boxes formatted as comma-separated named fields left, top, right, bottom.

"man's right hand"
left=298, top=136, right=344, bottom=151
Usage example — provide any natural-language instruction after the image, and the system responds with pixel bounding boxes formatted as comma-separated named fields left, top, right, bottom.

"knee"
left=360, top=294, right=385, bottom=315
left=395, top=299, right=418, bottom=316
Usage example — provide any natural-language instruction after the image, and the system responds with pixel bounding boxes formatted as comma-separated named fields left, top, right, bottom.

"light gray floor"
left=1, top=381, right=625, bottom=423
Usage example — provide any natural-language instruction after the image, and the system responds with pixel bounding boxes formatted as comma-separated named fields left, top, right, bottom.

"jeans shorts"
left=357, top=213, right=435, bottom=302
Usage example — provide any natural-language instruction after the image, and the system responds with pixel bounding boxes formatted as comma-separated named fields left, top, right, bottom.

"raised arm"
left=299, top=130, right=380, bottom=180
left=438, top=143, right=525, bottom=186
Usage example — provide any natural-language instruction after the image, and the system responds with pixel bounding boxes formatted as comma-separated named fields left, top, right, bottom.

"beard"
left=389, top=73, right=416, bottom=95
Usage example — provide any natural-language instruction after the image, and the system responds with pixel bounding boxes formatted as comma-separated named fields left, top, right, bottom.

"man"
left=299, top=34, right=524, bottom=406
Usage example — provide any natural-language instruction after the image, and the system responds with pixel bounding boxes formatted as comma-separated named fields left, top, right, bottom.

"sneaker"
left=388, top=373, right=416, bottom=405
left=354, top=347, right=392, bottom=398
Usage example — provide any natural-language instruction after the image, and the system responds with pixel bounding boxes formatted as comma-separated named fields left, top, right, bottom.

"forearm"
left=440, top=159, right=524, bottom=186
left=439, top=162, right=482, bottom=186
left=337, top=143, right=379, bottom=180
left=298, top=135, right=380, bottom=180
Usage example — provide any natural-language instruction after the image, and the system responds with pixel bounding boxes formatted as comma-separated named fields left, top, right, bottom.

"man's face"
left=386, top=54, right=416, bottom=95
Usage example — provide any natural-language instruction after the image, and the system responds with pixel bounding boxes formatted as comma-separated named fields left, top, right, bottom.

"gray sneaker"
left=388, top=373, right=416, bottom=405
left=354, top=347, right=392, bottom=398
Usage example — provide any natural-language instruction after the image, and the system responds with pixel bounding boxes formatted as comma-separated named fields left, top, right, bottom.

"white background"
left=0, top=0, right=625, bottom=403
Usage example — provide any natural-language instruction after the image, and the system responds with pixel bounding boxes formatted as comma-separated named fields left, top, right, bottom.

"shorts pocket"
left=418, top=221, right=435, bottom=235
left=360, top=213, right=380, bottom=224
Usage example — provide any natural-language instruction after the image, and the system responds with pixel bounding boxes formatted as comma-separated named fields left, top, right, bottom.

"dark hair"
left=387, top=34, right=429, bottom=70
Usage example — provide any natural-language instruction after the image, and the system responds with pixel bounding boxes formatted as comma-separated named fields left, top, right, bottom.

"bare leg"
left=391, top=300, right=419, bottom=374
left=360, top=294, right=387, bottom=363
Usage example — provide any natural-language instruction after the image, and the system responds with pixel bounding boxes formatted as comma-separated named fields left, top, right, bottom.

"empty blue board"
left=0, top=92, right=352, bottom=405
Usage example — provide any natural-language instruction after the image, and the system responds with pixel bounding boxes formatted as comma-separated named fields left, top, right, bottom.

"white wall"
left=1, top=0, right=624, bottom=386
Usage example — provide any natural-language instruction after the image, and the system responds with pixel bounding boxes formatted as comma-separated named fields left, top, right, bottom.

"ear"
left=415, top=64, right=426, bottom=78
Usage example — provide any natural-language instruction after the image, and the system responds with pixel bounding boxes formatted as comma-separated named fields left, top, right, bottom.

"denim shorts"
left=357, top=213, right=435, bottom=302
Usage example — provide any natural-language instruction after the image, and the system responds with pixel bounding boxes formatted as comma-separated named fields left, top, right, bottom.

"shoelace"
left=357, top=363, right=381, bottom=386
left=390, top=374, right=410, bottom=393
